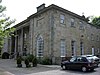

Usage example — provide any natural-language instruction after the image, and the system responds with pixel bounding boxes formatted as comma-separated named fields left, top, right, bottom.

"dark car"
left=61, top=56, right=98, bottom=72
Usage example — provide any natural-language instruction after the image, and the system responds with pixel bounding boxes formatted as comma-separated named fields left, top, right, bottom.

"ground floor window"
left=60, top=39, right=66, bottom=57
left=71, top=40, right=76, bottom=56
left=36, top=35, right=44, bottom=57
left=92, top=46, right=95, bottom=55
left=80, top=42, right=84, bottom=55
left=97, top=48, right=100, bottom=53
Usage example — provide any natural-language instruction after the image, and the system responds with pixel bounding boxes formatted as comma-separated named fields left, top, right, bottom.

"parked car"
left=61, top=56, right=98, bottom=72
left=82, top=55, right=100, bottom=67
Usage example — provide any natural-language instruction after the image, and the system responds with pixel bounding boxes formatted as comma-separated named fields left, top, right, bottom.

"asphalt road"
left=0, top=59, right=100, bottom=75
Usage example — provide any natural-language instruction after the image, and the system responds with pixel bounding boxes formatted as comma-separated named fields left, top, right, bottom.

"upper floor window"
left=79, top=21, right=84, bottom=30
left=71, top=18, right=75, bottom=27
left=91, top=34, right=94, bottom=41
left=97, top=35, right=99, bottom=41
left=71, top=40, right=76, bottom=56
left=60, top=14, right=65, bottom=24
left=60, top=39, right=66, bottom=57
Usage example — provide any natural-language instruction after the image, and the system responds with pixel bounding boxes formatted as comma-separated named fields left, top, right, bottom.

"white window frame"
left=91, top=34, right=94, bottom=41
left=92, top=47, right=95, bottom=55
left=79, top=21, right=84, bottom=30
left=60, top=39, right=66, bottom=57
left=60, top=14, right=65, bottom=24
left=24, top=33, right=27, bottom=39
left=97, top=35, right=99, bottom=41
left=80, top=42, right=84, bottom=55
left=71, top=18, right=75, bottom=27
left=97, top=48, right=100, bottom=53
left=37, top=35, right=44, bottom=57
left=71, top=40, right=76, bottom=56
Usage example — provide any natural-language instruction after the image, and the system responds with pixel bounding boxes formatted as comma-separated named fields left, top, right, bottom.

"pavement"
left=0, top=59, right=61, bottom=75
left=1, top=59, right=100, bottom=75
left=38, top=64, right=61, bottom=68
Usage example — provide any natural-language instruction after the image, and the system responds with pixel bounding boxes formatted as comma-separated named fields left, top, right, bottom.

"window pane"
left=91, top=34, right=94, bottom=41
left=71, top=18, right=75, bottom=26
left=79, top=21, right=84, bottom=29
left=80, top=42, right=84, bottom=55
left=97, top=35, right=99, bottom=41
left=37, top=36, right=44, bottom=57
left=71, top=41, right=76, bottom=56
left=60, top=39, right=66, bottom=57
left=60, top=14, right=65, bottom=24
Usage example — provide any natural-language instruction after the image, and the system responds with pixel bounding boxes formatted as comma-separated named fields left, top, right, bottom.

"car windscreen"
left=70, top=57, right=76, bottom=62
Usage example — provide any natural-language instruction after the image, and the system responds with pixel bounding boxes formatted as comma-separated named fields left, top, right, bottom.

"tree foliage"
left=91, top=16, right=100, bottom=27
left=0, top=1, right=15, bottom=54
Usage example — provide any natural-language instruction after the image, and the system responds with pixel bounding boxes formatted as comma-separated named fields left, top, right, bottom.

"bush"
left=16, top=56, right=22, bottom=67
left=27, top=54, right=34, bottom=62
left=32, top=57, right=37, bottom=67
left=37, top=57, right=42, bottom=64
left=17, top=56, right=22, bottom=64
left=42, top=57, right=52, bottom=65
left=24, top=57, right=31, bottom=68
left=21, top=56, right=27, bottom=61
left=24, top=57, right=29, bottom=65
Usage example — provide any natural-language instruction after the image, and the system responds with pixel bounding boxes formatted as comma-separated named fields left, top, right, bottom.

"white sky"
left=1, top=0, right=100, bottom=24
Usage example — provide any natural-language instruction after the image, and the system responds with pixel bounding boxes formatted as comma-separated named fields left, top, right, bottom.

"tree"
left=0, top=1, right=15, bottom=55
left=91, top=16, right=100, bottom=27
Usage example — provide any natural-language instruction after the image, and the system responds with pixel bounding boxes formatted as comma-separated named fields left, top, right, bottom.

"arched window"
left=36, top=35, right=44, bottom=57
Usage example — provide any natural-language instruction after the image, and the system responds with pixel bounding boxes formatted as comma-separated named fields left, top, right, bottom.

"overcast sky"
left=1, top=0, right=100, bottom=24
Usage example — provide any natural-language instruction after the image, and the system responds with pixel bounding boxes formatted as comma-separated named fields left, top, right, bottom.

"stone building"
left=2, top=4, right=100, bottom=64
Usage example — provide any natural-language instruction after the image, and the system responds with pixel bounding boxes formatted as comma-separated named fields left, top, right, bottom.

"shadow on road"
left=60, top=69, right=97, bottom=74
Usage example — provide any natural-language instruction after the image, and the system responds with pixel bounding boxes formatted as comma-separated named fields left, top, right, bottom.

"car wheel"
left=81, top=66, right=87, bottom=72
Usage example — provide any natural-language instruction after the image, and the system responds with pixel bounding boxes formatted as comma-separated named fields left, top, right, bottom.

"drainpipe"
left=50, top=11, right=55, bottom=64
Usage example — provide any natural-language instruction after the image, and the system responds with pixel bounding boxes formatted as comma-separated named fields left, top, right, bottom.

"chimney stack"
left=37, top=3, right=45, bottom=12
